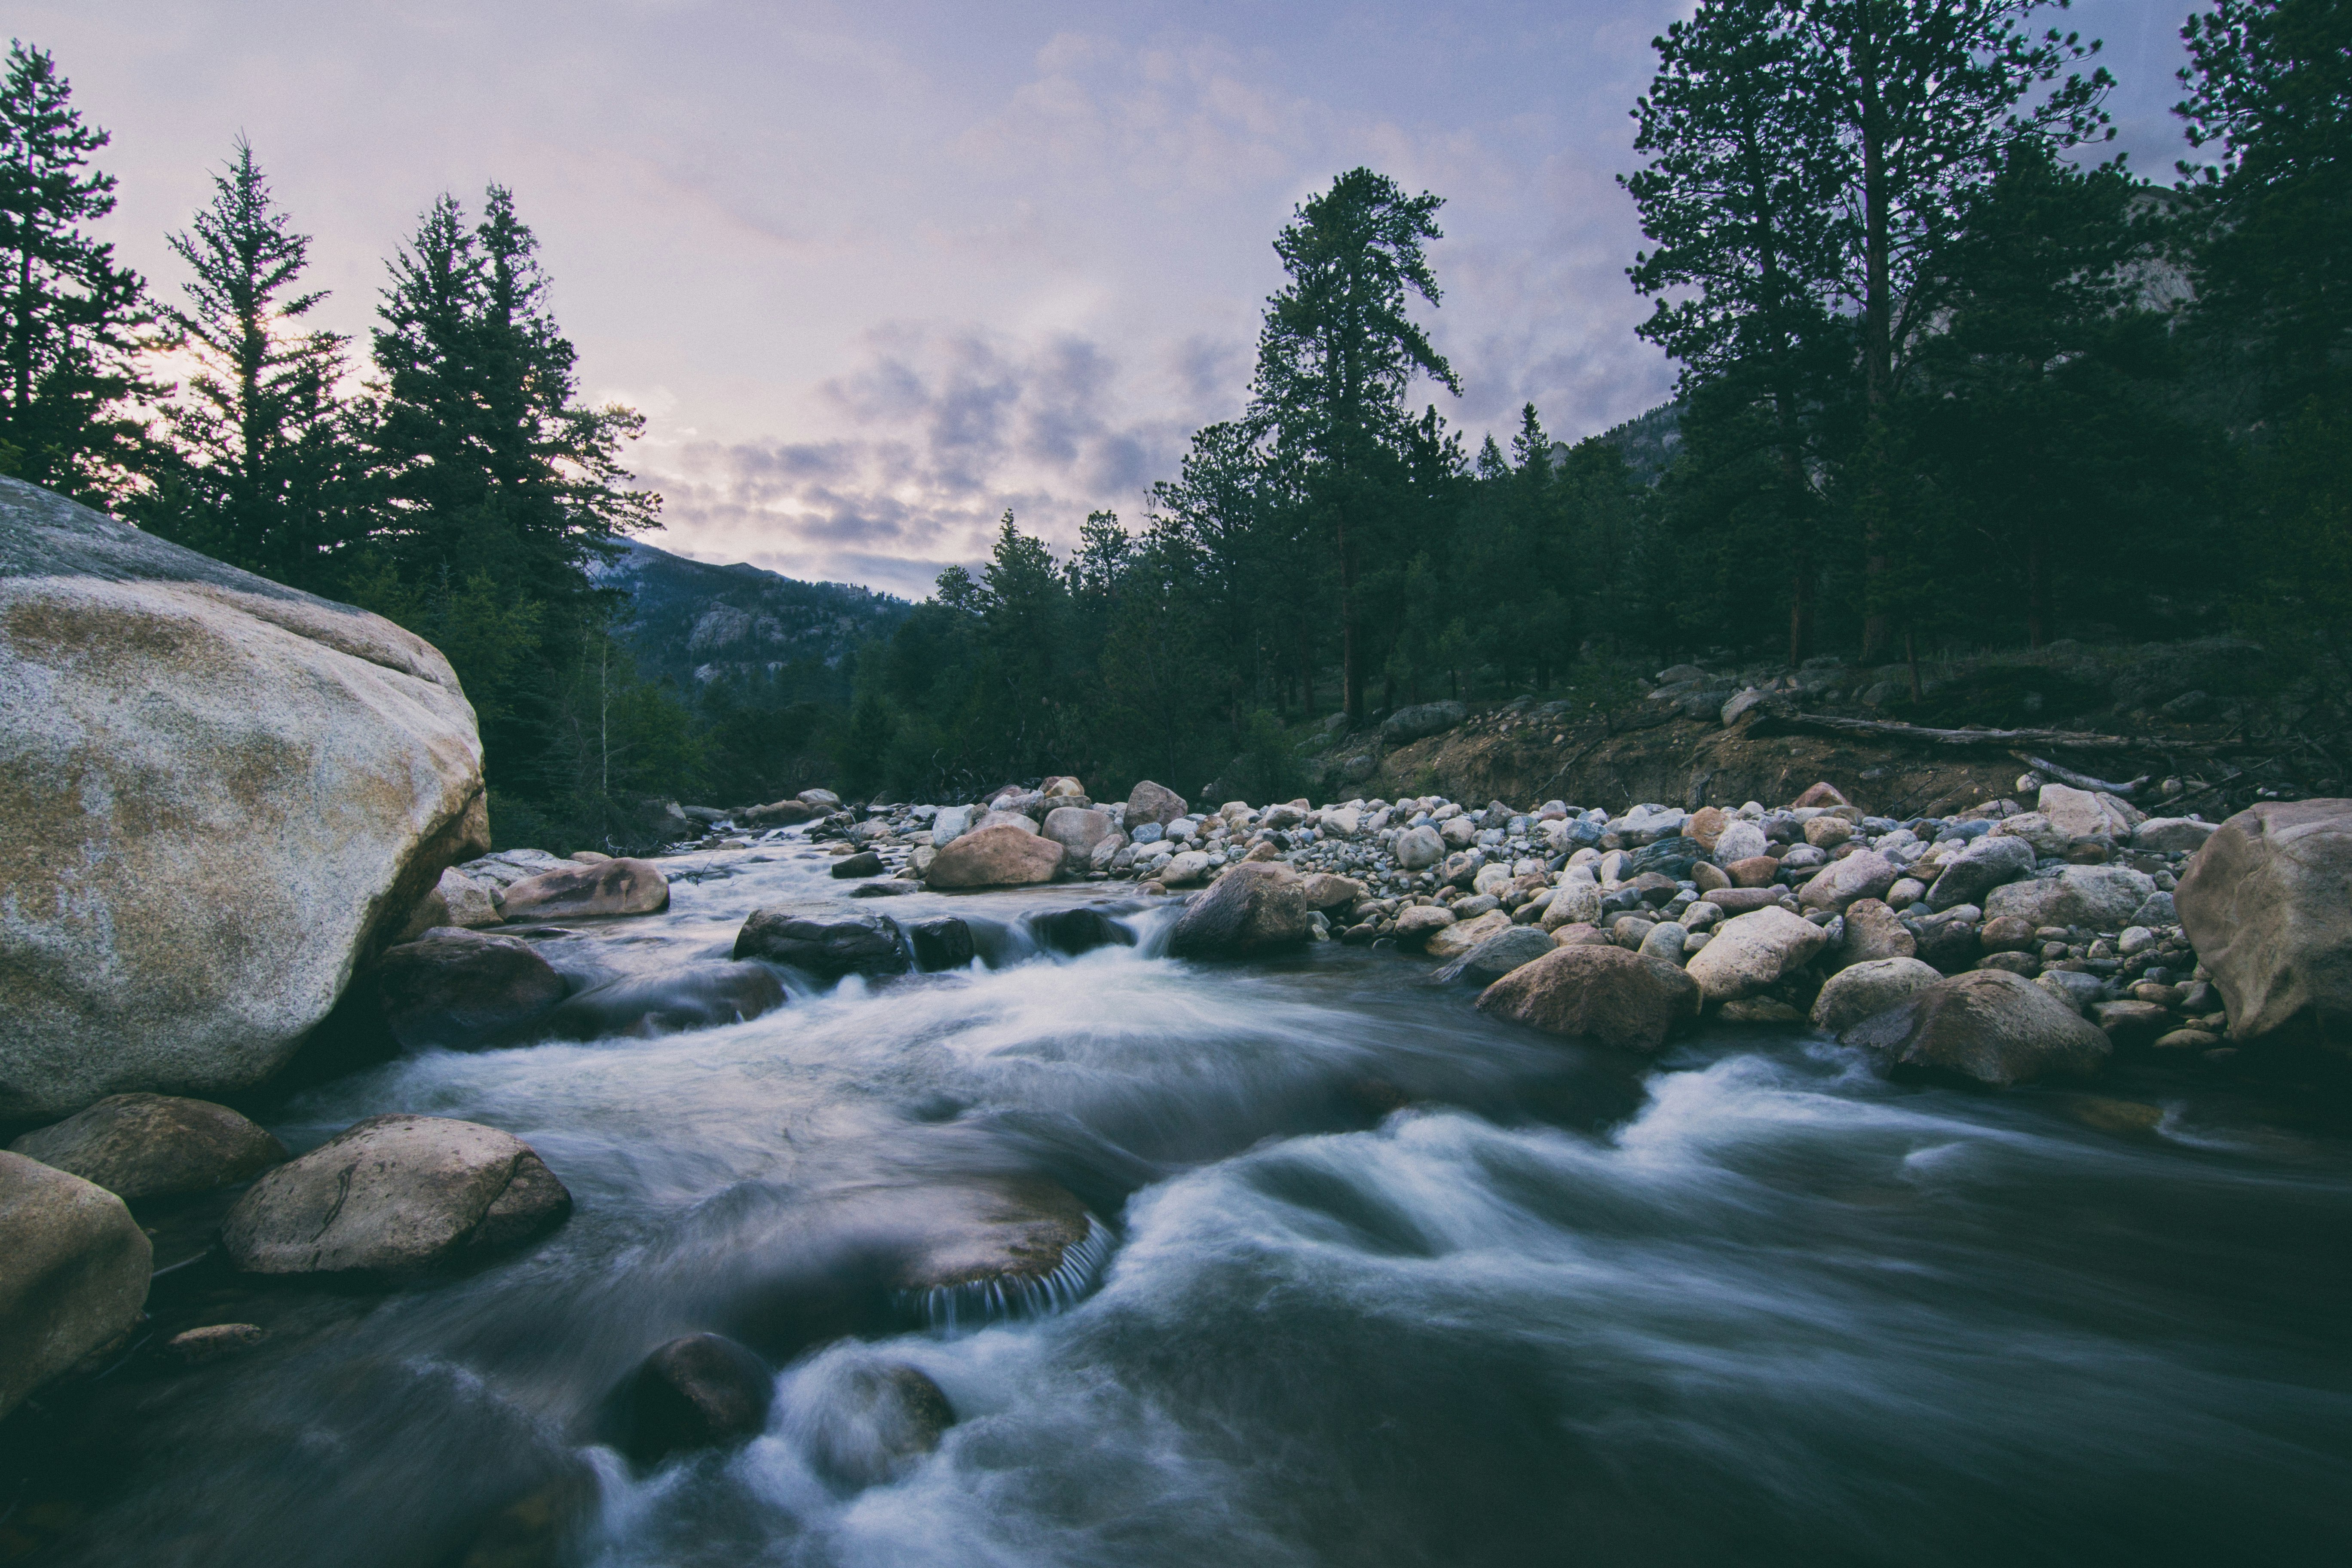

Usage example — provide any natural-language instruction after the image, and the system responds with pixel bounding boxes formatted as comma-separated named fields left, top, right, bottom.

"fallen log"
left=1753, top=711, right=2226, bottom=756
left=2009, top=752, right=2149, bottom=797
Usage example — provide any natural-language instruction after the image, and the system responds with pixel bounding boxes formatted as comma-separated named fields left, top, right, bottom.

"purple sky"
left=25, top=1, right=2202, bottom=598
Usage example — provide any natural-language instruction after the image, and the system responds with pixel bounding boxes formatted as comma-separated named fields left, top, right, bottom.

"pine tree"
left=1250, top=168, right=1460, bottom=720
left=141, top=136, right=352, bottom=587
left=0, top=41, right=156, bottom=500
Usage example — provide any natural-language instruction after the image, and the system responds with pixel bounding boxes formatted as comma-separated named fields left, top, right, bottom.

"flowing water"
left=18, top=835, right=2352, bottom=1567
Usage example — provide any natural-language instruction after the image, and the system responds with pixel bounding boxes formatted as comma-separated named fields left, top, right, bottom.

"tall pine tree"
left=0, top=41, right=155, bottom=500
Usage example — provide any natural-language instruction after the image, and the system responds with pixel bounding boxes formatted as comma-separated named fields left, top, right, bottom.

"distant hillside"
left=1550, top=401, right=1682, bottom=487
left=595, top=539, right=912, bottom=689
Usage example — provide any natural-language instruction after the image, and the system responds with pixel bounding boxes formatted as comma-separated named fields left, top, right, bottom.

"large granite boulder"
left=924, top=824, right=1063, bottom=888
left=1124, top=781, right=1188, bottom=828
left=376, top=928, right=568, bottom=1050
left=1839, top=969, right=2111, bottom=1086
left=8, top=1093, right=285, bottom=1200
left=2174, top=799, right=2352, bottom=1050
left=1984, top=866, right=2156, bottom=931
left=0, top=477, right=488, bottom=1121
left=1474, top=944, right=1700, bottom=1053
left=498, top=858, right=669, bottom=922
left=222, top=1114, right=571, bottom=1274
left=0, top=1151, right=151, bottom=1418
left=1810, top=957, right=1942, bottom=1034
left=733, top=910, right=910, bottom=978
left=1167, top=864, right=1314, bottom=956
left=1041, top=807, right=1116, bottom=875
left=1684, top=907, right=1829, bottom=1002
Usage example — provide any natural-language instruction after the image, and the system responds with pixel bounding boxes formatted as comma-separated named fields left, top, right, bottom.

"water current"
left=24, top=833, right=2352, bottom=1566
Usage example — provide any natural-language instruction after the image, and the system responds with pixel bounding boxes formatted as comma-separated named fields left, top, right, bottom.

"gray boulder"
left=1124, top=781, right=1188, bottom=828
left=2134, top=817, right=2217, bottom=854
left=1393, top=824, right=1446, bottom=870
left=8, top=1093, right=285, bottom=1200
left=1474, top=944, right=1701, bottom=1053
left=222, top=1114, right=571, bottom=1274
left=1798, top=849, right=1899, bottom=913
left=1831, top=899, right=1917, bottom=971
left=924, top=824, right=1063, bottom=888
left=1684, top=907, right=1829, bottom=1002
left=1839, top=969, right=2112, bottom=1086
left=0, top=1151, right=151, bottom=1418
left=1168, top=864, right=1315, bottom=956
left=1432, top=925, right=1556, bottom=983
left=1381, top=700, right=1467, bottom=744
left=1712, top=821, right=1769, bottom=863
left=733, top=910, right=909, bottom=977
left=377, top=928, right=568, bottom=1050
left=1041, top=806, right=1116, bottom=875
left=498, top=858, right=670, bottom=922
left=0, top=476, right=489, bottom=1121
left=1810, top=957, right=1942, bottom=1033
left=2174, top=799, right=2352, bottom=1050
left=395, top=866, right=503, bottom=941
left=1926, top=834, right=2037, bottom=911
left=929, top=804, right=973, bottom=848
left=1984, top=865, right=2157, bottom=931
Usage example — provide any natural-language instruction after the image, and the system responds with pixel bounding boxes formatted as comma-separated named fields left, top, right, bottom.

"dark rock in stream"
left=905, top=917, right=976, bottom=971
left=1166, top=863, right=1314, bottom=956
left=803, top=1360, right=957, bottom=1486
left=625, top=1332, right=775, bottom=1464
left=221, top=1114, right=572, bottom=1275
left=893, top=1176, right=1103, bottom=1325
left=539, top=962, right=784, bottom=1040
left=377, top=928, right=568, bottom=1050
left=0, top=1150, right=153, bottom=1419
left=733, top=909, right=910, bottom=978
left=8, top=1093, right=286, bottom=1200
left=1029, top=907, right=1136, bottom=956
left=830, top=850, right=885, bottom=878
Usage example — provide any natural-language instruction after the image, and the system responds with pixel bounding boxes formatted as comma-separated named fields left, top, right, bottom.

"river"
left=21, top=832, right=2352, bottom=1566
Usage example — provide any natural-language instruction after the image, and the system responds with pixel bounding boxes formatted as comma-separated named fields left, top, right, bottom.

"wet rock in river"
left=163, top=1322, right=269, bottom=1365
left=8, top=1093, right=286, bottom=1200
left=377, top=928, right=568, bottom=1051
left=895, top=1177, right=1105, bottom=1326
left=1030, top=907, right=1136, bottom=956
left=625, top=1332, right=775, bottom=1464
left=499, top=857, right=670, bottom=922
left=1839, top=969, right=2111, bottom=1087
left=1426, top=909, right=1513, bottom=959
left=1167, top=863, right=1315, bottom=956
left=222, top=1113, right=571, bottom=1275
left=541, top=962, right=785, bottom=1040
left=1430, top=925, right=1555, bottom=984
left=799, top=1358, right=956, bottom=1487
left=0, top=1151, right=152, bottom=1419
left=905, top=917, right=976, bottom=971
left=733, top=909, right=910, bottom=978
left=830, top=850, right=884, bottom=878
left=1475, top=944, right=1701, bottom=1054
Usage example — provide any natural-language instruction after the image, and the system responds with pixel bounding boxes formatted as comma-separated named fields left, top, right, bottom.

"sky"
left=22, top=0, right=2203, bottom=600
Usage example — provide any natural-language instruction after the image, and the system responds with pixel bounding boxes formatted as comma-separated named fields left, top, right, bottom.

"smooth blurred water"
left=28, top=837, right=2352, bottom=1567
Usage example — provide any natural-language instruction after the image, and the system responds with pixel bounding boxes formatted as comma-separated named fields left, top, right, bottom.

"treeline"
left=836, top=0, right=2348, bottom=805
left=6, top=2, right=2346, bottom=830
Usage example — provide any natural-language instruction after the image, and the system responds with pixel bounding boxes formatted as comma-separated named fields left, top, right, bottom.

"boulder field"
left=0, top=477, right=489, bottom=1120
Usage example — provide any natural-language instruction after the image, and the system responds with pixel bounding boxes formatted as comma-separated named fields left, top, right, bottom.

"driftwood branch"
left=2009, top=752, right=2149, bottom=797
left=1754, top=711, right=2226, bottom=756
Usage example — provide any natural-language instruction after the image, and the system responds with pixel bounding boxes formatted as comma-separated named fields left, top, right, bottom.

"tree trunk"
left=2026, top=531, right=2049, bottom=648
left=1904, top=625, right=1923, bottom=704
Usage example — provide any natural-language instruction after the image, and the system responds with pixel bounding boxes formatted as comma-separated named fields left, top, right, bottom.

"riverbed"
left=19, top=834, right=2352, bottom=1566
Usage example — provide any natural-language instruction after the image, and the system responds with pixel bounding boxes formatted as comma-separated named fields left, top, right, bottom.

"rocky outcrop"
left=1839, top=969, right=2111, bottom=1086
left=376, top=928, right=568, bottom=1051
left=222, top=1114, right=572, bottom=1275
left=0, top=1151, right=151, bottom=1418
left=733, top=910, right=910, bottom=978
left=0, top=476, right=489, bottom=1121
left=1168, top=864, right=1315, bottom=956
left=7, top=1093, right=285, bottom=1200
left=2174, top=799, right=2352, bottom=1050
left=497, top=858, right=669, bottom=922
left=924, top=824, right=1064, bottom=888
left=624, top=1333, right=775, bottom=1464
left=1476, top=944, right=1700, bottom=1052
